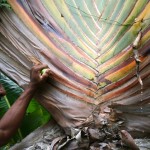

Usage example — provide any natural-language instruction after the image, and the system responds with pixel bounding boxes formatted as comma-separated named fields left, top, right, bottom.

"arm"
left=0, top=64, right=50, bottom=146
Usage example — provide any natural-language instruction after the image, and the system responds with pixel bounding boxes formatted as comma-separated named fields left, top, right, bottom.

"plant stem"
left=4, top=96, right=11, bottom=108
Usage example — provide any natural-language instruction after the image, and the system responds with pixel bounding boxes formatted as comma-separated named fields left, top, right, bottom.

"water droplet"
left=140, top=85, right=143, bottom=101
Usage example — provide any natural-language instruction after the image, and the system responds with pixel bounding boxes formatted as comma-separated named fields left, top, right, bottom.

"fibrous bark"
left=0, top=0, right=150, bottom=139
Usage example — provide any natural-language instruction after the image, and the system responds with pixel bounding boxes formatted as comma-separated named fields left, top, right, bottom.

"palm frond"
left=0, top=0, right=150, bottom=139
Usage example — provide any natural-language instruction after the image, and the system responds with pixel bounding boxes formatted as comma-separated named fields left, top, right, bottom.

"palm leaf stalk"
left=0, top=0, right=150, bottom=145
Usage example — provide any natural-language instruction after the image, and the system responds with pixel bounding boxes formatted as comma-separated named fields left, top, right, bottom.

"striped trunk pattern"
left=0, top=0, right=150, bottom=136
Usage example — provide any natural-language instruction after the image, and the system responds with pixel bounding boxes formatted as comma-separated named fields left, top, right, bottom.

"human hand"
left=0, top=84, right=6, bottom=97
left=29, top=64, right=50, bottom=89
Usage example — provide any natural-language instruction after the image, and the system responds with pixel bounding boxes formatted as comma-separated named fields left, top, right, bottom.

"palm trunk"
left=0, top=0, right=150, bottom=144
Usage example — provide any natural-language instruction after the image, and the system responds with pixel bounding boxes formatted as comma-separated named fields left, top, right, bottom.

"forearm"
left=0, top=64, right=50, bottom=146
left=0, top=84, right=37, bottom=145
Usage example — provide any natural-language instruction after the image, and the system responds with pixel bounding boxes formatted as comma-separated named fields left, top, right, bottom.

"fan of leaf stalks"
left=0, top=0, right=150, bottom=144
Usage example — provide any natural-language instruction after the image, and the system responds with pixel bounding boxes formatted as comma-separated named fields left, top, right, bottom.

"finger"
left=41, top=72, right=49, bottom=81
left=34, top=62, right=41, bottom=66
left=34, top=64, right=49, bottom=72
left=45, top=69, right=51, bottom=75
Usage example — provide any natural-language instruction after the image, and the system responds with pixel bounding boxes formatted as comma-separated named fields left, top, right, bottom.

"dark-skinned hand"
left=29, top=64, right=50, bottom=89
